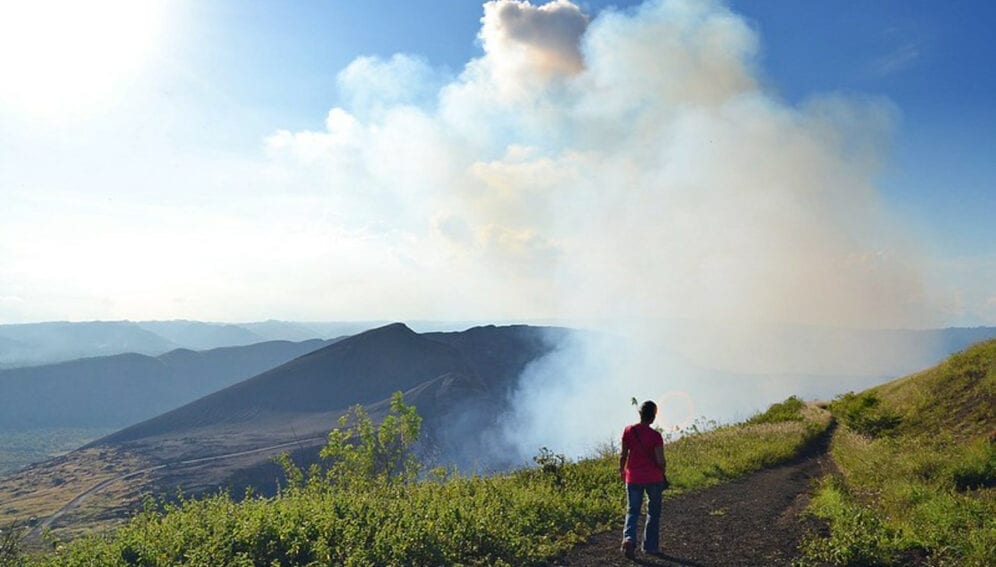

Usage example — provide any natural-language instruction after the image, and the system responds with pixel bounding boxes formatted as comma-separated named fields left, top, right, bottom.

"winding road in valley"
left=29, top=436, right=326, bottom=539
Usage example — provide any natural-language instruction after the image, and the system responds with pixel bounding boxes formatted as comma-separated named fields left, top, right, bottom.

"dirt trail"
left=557, top=431, right=834, bottom=567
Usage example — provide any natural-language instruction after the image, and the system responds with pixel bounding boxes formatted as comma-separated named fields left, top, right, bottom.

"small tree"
left=533, top=447, right=568, bottom=488
left=320, top=391, right=423, bottom=486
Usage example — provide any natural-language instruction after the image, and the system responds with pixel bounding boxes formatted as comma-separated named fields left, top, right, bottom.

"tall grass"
left=801, top=429, right=994, bottom=566
left=24, top=398, right=829, bottom=566
left=800, top=340, right=996, bottom=566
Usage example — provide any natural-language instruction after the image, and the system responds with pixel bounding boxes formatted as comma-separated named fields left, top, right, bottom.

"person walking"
left=619, top=400, right=667, bottom=559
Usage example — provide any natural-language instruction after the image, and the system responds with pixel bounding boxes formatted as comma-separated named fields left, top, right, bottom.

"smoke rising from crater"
left=269, top=0, right=940, bottom=458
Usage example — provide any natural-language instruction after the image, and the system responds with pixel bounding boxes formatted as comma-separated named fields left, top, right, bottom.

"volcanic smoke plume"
left=269, top=0, right=937, bottom=458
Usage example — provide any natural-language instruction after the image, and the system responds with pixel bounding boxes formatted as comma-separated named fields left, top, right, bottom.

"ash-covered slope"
left=87, top=324, right=566, bottom=461
left=91, top=323, right=482, bottom=446
left=426, top=324, right=567, bottom=394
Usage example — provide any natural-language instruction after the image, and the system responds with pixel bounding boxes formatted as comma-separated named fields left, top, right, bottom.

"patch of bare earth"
left=0, top=448, right=152, bottom=545
left=556, top=439, right=834, bottom=566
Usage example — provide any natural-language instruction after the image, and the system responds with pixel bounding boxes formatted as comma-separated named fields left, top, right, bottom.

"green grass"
left=872, top=339, right=995, bottom=440
left=800, top=340, right=996, bottom=566
left=666, top=416, right=826, bottom=489
left=20, top=398, right=830, bottom=566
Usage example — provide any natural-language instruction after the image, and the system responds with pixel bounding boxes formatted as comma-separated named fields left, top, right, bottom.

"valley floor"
left=558, top=428, right=835, bottom=567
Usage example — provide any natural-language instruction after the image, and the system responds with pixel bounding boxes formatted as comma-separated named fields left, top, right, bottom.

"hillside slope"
left=89, top=324, right=564, bottom=449
left=870, top=338, right=994, bottom=439
left=91, top=323, right=472, bottom=446
left=805, top=340, right=995, bottom=566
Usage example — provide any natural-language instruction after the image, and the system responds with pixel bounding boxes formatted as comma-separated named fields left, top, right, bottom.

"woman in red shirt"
left=619, top=400, right=667, bottom=558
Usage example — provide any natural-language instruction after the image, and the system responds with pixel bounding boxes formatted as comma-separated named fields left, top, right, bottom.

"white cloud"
left=262, top=0, right=937, bottom=331
left=336, top=54, right=448, bottom=119
left=873, top=40, right=922, bottom=76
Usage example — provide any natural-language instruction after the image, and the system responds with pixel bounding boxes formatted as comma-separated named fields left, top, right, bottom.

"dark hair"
left=639, top=400, right=657, bottom=423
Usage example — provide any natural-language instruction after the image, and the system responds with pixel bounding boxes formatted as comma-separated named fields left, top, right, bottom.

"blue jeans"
left=623, top=482, right=664, bottom=552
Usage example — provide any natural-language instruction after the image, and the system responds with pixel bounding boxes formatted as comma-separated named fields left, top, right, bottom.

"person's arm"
left=619, top=443, right=629, bottom=481
left=655, top=445, right=666, bottom=476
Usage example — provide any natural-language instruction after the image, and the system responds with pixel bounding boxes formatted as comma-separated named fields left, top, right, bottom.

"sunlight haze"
left=0, top=0, right=174, bottom=118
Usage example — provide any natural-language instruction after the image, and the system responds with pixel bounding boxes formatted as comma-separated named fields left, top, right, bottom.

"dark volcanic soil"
left=557, top=434, right=835, bottom=567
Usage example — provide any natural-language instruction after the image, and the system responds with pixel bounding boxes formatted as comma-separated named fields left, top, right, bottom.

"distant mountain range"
left=0, top=338, right=337, bottom=430
left=0, top=320, right=388, bottom=367
left=0, top=321, right=176, bottom=368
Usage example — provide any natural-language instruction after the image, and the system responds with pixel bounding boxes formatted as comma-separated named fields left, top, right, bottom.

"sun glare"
left=0, top=0, right=170, bottom=118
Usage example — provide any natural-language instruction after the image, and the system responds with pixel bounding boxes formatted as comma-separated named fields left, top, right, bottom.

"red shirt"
left=622, top=423, right=664, bottom=484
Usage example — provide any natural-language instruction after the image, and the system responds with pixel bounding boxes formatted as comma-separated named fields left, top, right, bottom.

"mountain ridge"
left=89, top=323, right=481, bottom=446
left=0, top=338, right=334, bottom=431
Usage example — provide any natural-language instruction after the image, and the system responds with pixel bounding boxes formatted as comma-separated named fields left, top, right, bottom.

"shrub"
left=0, top=522, right=26, bottom=567
left=277, top=391, right=424, bottom=493
left=950, top=437, right=996, bottom=491
left=531, top=447, right=568, bottom=488
left=747, top=395, right=806, bottom=425
left=830, top=392, right=902, bottom=438
left=321, top=391, right=423, bottom=487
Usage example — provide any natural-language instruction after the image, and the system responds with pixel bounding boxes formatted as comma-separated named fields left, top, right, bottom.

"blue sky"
left=0, top=0, right=993, bottom=326
left=731, top=0, right=995, bottom=253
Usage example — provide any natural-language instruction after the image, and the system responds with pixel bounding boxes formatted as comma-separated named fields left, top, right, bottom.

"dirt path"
left=557, top=432, right=834, bottom=567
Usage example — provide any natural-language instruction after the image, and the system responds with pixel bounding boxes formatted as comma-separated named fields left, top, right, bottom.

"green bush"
left=950, top=437, right=996, bottom=491
left=531, top=447, right=568, bottom=489
left=747, top=395, right=806, bottom=425
left=830, top=392, right=902, bottom=438
left=0, top=522, right=26, bottom=567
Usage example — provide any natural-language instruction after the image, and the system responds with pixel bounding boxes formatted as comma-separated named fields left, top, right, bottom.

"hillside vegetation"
left=8, top=396, right=830, bottom=566
left=802, top=339, right=995, bottom=566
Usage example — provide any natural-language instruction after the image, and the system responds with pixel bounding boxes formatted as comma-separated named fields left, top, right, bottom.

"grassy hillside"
left=8, top=397, right=830, bottom=566
left=871, top=339, right=994, bottom=439
left=802, top=340, right=995, bottom=566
